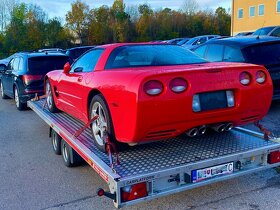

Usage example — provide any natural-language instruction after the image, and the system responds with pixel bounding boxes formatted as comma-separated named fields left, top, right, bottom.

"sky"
left=22, top=0, right=232, bottom=20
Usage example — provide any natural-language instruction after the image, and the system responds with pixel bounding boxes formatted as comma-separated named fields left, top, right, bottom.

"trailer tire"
left=61, top=139, right=83, bottom=167
left=51, top=129, right=61, bottom=155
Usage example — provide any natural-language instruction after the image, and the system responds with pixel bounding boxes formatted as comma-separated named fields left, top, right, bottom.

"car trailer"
left=27, top=99, right=280, bottom=208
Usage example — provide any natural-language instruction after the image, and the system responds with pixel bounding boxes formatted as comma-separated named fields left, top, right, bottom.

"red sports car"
left=45, top=43, right=273, bottom=152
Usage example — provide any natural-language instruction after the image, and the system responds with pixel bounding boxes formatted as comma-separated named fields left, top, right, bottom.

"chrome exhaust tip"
left=225, top=123, right=234, bottom=131
left=186, top=128, right=198, bottom=137
left=211, top=124, right=226, bottom=133
left=198, top=125, right=207, bottom=135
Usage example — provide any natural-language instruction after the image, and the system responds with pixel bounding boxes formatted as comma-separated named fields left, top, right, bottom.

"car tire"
left=61, top=139, right=83, bottom=167
left=51, top=129, right=61, bottom=155
left=0, top=81, right=9, bottom=99
left=14, top=86, right=26, bottom=110
left=89, top=94, right=121, bottom=153
left=46, top=79, right=59, bottom=113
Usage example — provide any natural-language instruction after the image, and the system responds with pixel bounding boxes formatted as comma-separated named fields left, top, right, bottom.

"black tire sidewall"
left=61, top=140, right=71, bottom=167
left=14, top=86, right=26, bottom=110
left=46, top=80, right=59, bottom=113
left=51, top=130, right=61, bottom=155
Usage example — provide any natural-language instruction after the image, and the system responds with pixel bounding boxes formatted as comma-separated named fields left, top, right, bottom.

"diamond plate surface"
left=32, top=100, right=277, bottom=178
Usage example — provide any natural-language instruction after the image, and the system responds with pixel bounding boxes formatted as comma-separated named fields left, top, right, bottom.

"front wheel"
left=0, top=81, right=9, bottom=99
left=90, top=94, right=116, bottom=153
left=46, top=80, right=59, bottom=113
left=14, top=86, right=26, bottom=110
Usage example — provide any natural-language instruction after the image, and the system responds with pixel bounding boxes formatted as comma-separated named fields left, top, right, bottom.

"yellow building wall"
left=232, top=0, right=280, bottom=35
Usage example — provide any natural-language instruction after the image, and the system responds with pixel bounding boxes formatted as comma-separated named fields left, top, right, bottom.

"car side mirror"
left=63, top=62, right=71, bottom=74
left=0, top=64, right=7, bottom=73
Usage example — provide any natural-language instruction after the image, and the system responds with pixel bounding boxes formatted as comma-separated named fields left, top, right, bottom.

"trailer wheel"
left=46, top=79, right=59, bottom=113
left=51, top=129, right=61, bottom=155
left=61, top=139, right=83, bottom=167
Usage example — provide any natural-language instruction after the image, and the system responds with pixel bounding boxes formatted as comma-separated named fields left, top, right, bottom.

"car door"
left=4, top=57, right=19, bottom=96
left=57, top=49, right=104, bottom=121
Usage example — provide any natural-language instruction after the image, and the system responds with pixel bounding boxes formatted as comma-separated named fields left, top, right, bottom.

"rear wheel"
left=0, top=81, right=9, bottom=99
left=89, top=94, right=118, bottom=153
left=51, top=129, right=61, bottom=155
left=61, top=139, right=83, bottom=167
left=14, top=86, right=26, bottom=110
left=46, top=80, right=59, bottom=113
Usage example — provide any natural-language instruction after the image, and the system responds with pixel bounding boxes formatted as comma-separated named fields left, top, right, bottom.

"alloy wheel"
left=91, top=102, right=107, bottom=147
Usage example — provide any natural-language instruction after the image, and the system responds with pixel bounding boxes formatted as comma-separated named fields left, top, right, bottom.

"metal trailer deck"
left=28, top=100, right=280, bottom=208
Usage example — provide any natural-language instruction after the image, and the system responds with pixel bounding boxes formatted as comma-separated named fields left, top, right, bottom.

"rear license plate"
left=199, top=91, right=228, bottom=111
left=191, top=162, right=234, bottom=183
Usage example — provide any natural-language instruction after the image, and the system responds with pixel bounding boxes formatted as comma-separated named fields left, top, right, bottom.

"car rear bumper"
left=19, top=90, right=44, bottom=103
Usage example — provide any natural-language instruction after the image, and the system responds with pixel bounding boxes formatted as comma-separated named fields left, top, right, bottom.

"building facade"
left=232, top=0, right=280, bottom=35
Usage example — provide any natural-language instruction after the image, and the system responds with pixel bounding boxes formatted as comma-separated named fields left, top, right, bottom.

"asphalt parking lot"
left=1, top=97, right=280, bottom=210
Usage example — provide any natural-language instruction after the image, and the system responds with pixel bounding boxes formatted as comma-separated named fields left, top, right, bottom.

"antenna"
left=257, top=21, right=266, bottom=39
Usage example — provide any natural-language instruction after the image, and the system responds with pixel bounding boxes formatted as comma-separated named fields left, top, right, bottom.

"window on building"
left=238, top=8, right=243, bottom=18
left=258, top=4, right=264, bottom=15
left=277, top=1, right=280, bottom=12
left=249, top=6, right=255, bottom=17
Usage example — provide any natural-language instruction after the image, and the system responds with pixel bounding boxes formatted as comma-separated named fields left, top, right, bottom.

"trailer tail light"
left=169, top=78, right=188, bottom=93
left=268, top=151, right=280, bottom=164
left=239, top=72, right=251, bottom=86
left=121, top=182, right=148, bottom=202
left=22, top=75, right=42, bottom=86
left=144, top=80, right=163, bottom=96
left=256, top=71, right=266, bottom=84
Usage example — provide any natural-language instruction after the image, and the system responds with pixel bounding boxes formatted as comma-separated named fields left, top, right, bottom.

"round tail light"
left=256, top=71, right=266, bottom=84
left=169, top=78, right=188, bottom=93
left=239, top=72, right=251, bottom=85
left=143, top=80, right=163, bottom=96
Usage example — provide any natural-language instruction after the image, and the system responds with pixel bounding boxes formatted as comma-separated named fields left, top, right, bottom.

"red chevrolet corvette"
left=45, top=43, right=273, bottom=152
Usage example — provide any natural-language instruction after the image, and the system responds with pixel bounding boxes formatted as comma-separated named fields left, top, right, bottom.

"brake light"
left=268, top=151, right=280, bottom=164
left=239, top=72, right=251, bottom=85
left=121, top=182, right=148, bottom=202
left=22, top=75, right=42, bottom=86
left=143, top=80, right=163, bottom=96
left=256, top=71, right=266, bottom=84
left=169, top=78, right=188, bottom=93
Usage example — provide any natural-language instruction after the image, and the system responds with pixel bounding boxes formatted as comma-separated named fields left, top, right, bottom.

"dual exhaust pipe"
left=185, top=123, right=233, bottom=138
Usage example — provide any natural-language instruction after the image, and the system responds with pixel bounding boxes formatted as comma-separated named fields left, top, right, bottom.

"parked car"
left=193, top=36, right=280, bottom=99
left=181, top=35, right=220, bottom=50
left=252, top=26, right=280, bottom=37
left=177, top=37, right=191, bottom=45
left=45, top=43, right=272, bottom=152
left=165, top=38, right=185, bottom=45
left=65, top=46, right=95, bottom=61
left=236, top=32, right=253, bottom=36
left=0, top=52, right=70, bottom=110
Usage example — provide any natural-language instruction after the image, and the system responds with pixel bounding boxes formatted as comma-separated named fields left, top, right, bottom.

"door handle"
left=77, top=76, right=83, bottom=82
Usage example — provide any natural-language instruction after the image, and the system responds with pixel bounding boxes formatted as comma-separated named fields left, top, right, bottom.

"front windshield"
left=105, top=45, right=207, bottom=69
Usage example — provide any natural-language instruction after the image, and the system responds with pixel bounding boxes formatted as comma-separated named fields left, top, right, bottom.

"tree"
left=110, top=0, right=129, bottom=42
left=183, top=0, right=199, bottom=15
left=66, top=0, right=90, bottom=44
left=0, top=0, right=16, bottom=32
left=215, top=7, right=231, bottom=35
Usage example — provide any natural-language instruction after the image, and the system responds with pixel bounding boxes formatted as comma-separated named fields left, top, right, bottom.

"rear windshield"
left=242, top=43, right=280, bottom=65
left=28, top=56, right=69, bottom=74
left=105, top=45, right=207, bottom=69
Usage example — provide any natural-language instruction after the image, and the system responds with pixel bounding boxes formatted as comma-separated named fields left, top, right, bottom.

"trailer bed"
left=28, top=99, right=280, bottom=208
